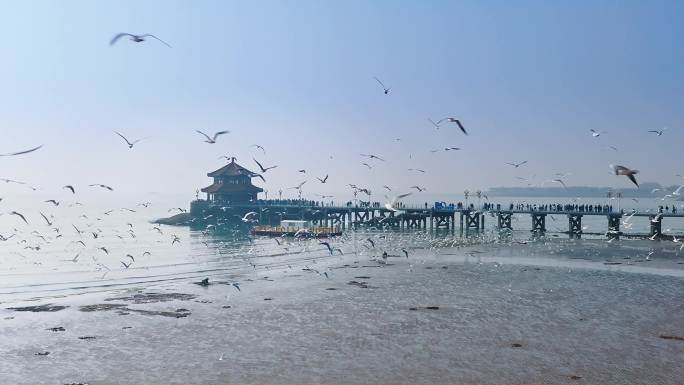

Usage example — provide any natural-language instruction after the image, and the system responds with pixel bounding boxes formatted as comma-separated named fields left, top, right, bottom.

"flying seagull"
left=289, top=181, right=307, bottom=190
left=110, top=33, right=172, bottom=48
left=590, top=129, right=604, bottom=137
left=551, top=179, right=567, bottom=188
left=648, top=128, right=666, bottom=136
left=316, top=174, right=329, bottom=183
left=428, top=118, right=441, bottom=129
left=437, top=118, right=468, bottom=135
left=114, top=131, right=147, bottom=149
left=0, top=145, right=43, bottom=157
left=410, top=186, right=426, bottom=192
left=10, top=211, right=28, bottom=224
left=610, top=164, right=639, bottom=187
left=63, top=185, right=75, bottom=194
left=89, top=184, right=114, bottom=191
left=384, top=193, right=412, bottom=212
left=505, top=161, right=528, bottom=168
left=360, top=154, right=385, bottom=161
left=196, top=130, right=229, bottom=144
left=253, top=158, right=278, bottom=173
left=444, top=147, right=460, bottom=151
left=251, top=144, right=266, bottom=154
left=373, top=77, right=390, bottom=94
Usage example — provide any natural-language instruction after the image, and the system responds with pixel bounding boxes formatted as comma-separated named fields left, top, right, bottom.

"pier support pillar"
left=568, top=214, right=583, bottom=239
left=497, top=212, right=512, bottom=231
left=531, top=213, right=546, bottom=234
left=465, top=211, right=480, bottom=232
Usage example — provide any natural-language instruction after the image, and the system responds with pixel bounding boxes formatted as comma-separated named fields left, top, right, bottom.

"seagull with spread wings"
left=361, top=154, right=385, bottom=161
left=316, top=174, right=329, bottom=183
left=253, top=158, right=278, bottom=173
left=115, top=131, right=148, bottom=149
left=438, top=118, right=468, bottom=135
left=196, top=130, right=229, bottom=144
left=505, top=161, right=528, bottom=168
left=110, top=33, right=171, bottom=48
left=610, top=164, right=639, bottom=187
left=384, top=193, right=412, bottom=212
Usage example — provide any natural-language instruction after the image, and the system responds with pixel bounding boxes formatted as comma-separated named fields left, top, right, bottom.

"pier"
left=188, top=199, right=684, bottom=240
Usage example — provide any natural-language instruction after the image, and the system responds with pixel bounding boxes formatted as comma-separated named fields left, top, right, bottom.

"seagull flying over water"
left=384, top=193, right=412, bottom=212
left=373, top=77, right=390, bottom=94
left=196, top=130, right=229, bottom=144
left=437, top=118, right=468, bottom=135
left=610, top=164, right=639, bottom=187
left=0, top=145, right=42, bottom=157
left=110, top=33, right=171, bottom=48
left=253, top=158, right=278, bottom=173
left=114, top=131, right=148, bottom=149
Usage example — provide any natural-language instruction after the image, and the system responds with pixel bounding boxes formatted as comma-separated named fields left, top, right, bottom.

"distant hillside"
left=487, top=182, right=675, bottom=198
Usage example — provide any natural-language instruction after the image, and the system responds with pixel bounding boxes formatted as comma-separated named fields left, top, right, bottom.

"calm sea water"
left=1, top=191, right=683, bottom=303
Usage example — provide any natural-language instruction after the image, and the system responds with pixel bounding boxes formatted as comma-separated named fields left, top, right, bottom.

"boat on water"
left=251, top=220, right=342, bottom=238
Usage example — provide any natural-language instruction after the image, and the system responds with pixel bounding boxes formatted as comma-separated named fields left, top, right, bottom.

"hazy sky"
left=1, top=0, right=683, bottom=202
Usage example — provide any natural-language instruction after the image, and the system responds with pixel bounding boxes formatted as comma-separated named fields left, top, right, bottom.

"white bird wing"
left=141, top=34, right=172, bottom=48
left=373, top=77, right=387, bottom=89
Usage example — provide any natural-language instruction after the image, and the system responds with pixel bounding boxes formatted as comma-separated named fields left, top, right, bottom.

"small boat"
left=251, top=220, right=342, bottom=238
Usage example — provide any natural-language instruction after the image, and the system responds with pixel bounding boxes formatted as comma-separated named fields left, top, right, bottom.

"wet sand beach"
left=2, top=240, right=683, bottom=385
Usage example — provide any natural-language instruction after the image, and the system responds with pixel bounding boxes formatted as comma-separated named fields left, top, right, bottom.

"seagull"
left=9, top=211, right=28, bottom=224
left=444, top=147, right=460, bottom=151
left=428, top=118, right=441, bottom=129
left=39, top=212, right=53, bottom=226
left=551, top=179, right=567, bottom=188
left=437, top=118, right=468, bottom=135
left=232, top=283, right=241, bottom=292
left=89, top=184, right=114, bottom=191
left=251, top=144, right=266, bottom=154
left=610, top=165, right=639, bottom=187
left=319, top=241, right=334, bottom=255
left=114, top=131, right=147, bottom=149
left=383, top=185, right=392, bottom=191
left=289, top=181, right=307, bottom=190
left=316, top=174, right=329, bottom=183
left=109, top=33, right=171, bottom=48
left=63, top=185, right=75, bottom=194
left=240, top=212, right=258, bottom=223
left=384, top=193, right=412, bottom=211
left=408, top=168, right=426, bottom=173
left=45, top=199, right=59, bottom=206
left=590, top=129, right=604, bottom=137
left=366, top=238, right=375, bottom=248
left=297, top=169, right=306, bottom=173
left=361, top=163, right=373, bottom=169
left=253, top=158, right=278, bottom=173
left=648, top=128, right=666, bottom=136
left=0, top=145, right=43, bottom=157
left=360, top=154, right=385, bottom=161
left=373, top=77, right=390, bottom=94
left=402, top=249, right=409, bottom=258
left=196, top=130, right=229, bottom=144
left=505, top=161, right=528, bottom=168
left=120, top=260, right=132, bottom=269
left=410, top=186, right=426, bottom=192
left=671, top=185, right=684, bottom=196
